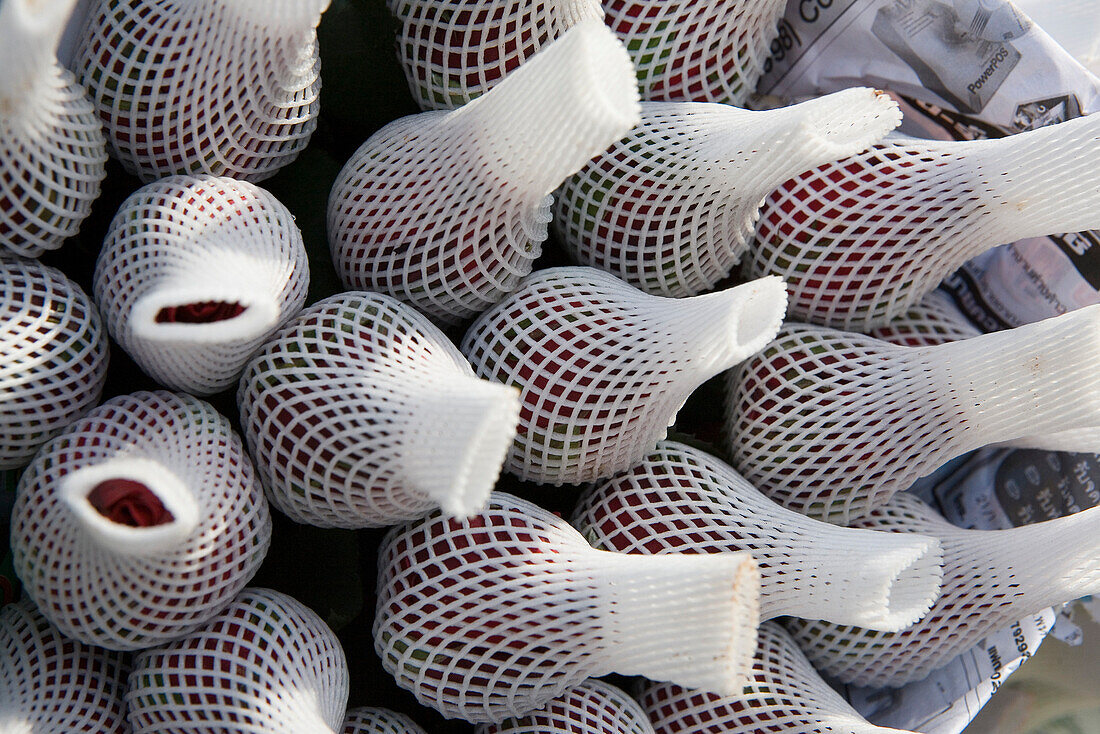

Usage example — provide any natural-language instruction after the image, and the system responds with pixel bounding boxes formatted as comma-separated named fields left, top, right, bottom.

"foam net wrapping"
left=572, top=440, right=943, bottom=631
left=343, top=707, right=427, bottom=734
left=726, top=305, right=1100, bottom=525
left=748, top=113, right=1100, bottom=331
left=0, top=597, right=131, bottom=734
left=0, top=0, right=108, bottom=258
left=552, top=88, right=901, bottom=298
left=638, top=621, right=912, bottom=734
left=604, top=0, right=786, bottom=106
left=94, top=175, right=310, bottom=396
left=328, top=19, right=641, bottom=326
left=1, top=253, right=109, bottom=471
left=374, top=491, right=760, bottom=723
left=237, top=291, right=520, bottom=528
left=73, top=0, right=328, bottom=183
left=462, top=267, right=788, bottom=485
left=474, top=678, right=656, bottom=734
left=10, top=390, right=272, bottom=651
left=388, top=0, right=604, bottom=111
left=787, top=493, right=1100, bottom=688
left=127, top=587, right=349, bottom=734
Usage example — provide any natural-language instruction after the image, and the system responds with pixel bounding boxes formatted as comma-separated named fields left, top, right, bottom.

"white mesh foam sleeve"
left=0, top=0, right=108, bottom=258
left=552, top=89, right=901, bottom=297
left=127, top=587, right=349, bottom=734
left=572, top=440, right=943, bottom=631
left=474, top=679, right=656, bottom=734
left=237, top=292, right=520, bottom=528
left=94, top=175, right=309, bottom=396
left=604, top=0, right=787, bottom=106
left=727, top=306, right=1100, bottom=524
left=389, top=0, right=604, bottom=111
left=0, top=597, right=130, bottom=734
left=73, top=0, right=327, bottom=182
left=638, top=622, right=913, bottom=734
left=461, top=267, right=788, bottom=485
left=749, top=114, right=1100, bottom=330
left=328, top=19, right=641, bottom=325
left=374, top=491, right=760, bottom=723
left=342, top=708, right=427, bottom=734
left=10, top=390, right=272, bottom=651
left=1, top=253, right=109, bottom=470
left=787, top=493, right=1100, bottom=688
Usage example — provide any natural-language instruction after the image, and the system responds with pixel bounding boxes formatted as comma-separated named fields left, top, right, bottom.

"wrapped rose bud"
left=552, top=88, right=901, bottom=297
left=74, top=0, right=328, bottom=182
left=237, top=292, right=520, bottom=527
left=639, top=622, right=912, bottom=734
left=374, top=492, right=760, bottom=723
left=462, top=267, right=787, bottom=485
left=787, top=493, right=1100, bottom=688
left=0, top=0, right=107, bottom=258
left=1, top=598, right=130, bottom=733
left=748, top=113, right=1100, bottom=330
left=10, top=391, right=272, bottom=650
left=328, top=19, right=640, bottom=325
left=389, top=0, right=604, bottom=110
left=573, top=440, right=943, bottom=631
left=727, top=306, right=1100, bottom=524
left=1, top=253, right=108, bottom=470
left=342, top=707, right=427, bottom=734
left=475, top=679, right=655, bottom=733
left=127, top=587, right=349, bottom=733
left=94, top=176, right=309, bottom=395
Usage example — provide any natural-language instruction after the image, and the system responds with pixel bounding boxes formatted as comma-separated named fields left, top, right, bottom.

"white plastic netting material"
left=388, top=0, right=603, bottom=110
left=572, top=440, right=943, bottom=631
left=787, top=493, right=1100, bottom=688
left=0, top=0, right=108, bottom=258
left=726, top=306, right=1100, bottom=524
left=10, top=390, right=272, bottom=651
left=638, top=622, right=912, bottom=734
left=0, top=597, right=131, bottom=734
left=342, top=708, right=427, bottom=734
left=328, top=19, right=640, bottom=325
left=748, top=113, right=1100, bottom=330
left=94, top=175, right=310, bottom=396
left=867, top=289, right=981, bottom=347
left=237, top=292, right=520, bottom=528
left=374, top=491, right=760, bottom=723
left=552, top=88, right=902, bottom=297
left=1, top=253, right=109, bottom=471
left=474, top=679, right=655, bottom=734
left=604, top=0, right=787, bottom=106
left=73, top=0, right=328, bottom=183
left=127, top=587, right=349, bottom=734
left=461, top=267, right=788, bottom=485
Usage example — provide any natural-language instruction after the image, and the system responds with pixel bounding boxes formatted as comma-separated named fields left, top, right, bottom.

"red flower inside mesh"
left=87, top=478, right=175, bottom=527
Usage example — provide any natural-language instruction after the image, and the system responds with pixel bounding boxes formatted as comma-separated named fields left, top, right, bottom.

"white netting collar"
left=573, top=440, right=943, bottom=631
left=727, top=306, right=1100, bottom=524
left=328, top=19, right=640, bottom=325
left=0, top=0, right=107, bottom=258
left=461, top=267, right=788, bottom=484
left=0, top=597, right=130, bottom=733
left=552, top=88, right=901, bottom=297
left=10, top=390, right=272, bottom=651
left=73, top=0, right=327, bottom=182
left=94, top=176, right=310, bottom=396
left=342, top=707, right=428, bottom=734
left=237, top=291, right=520, bottom=528
left=749, top=113, right=1100, bottom=330
left=474, top=679, right=656, bottom=733
left=1, top=253, right=109, bottom=471
left=787, top=493, right=1100, bottom=688
left=374, top=491, right=760, bottom=723
left=127, top=587, right=349, bottom=734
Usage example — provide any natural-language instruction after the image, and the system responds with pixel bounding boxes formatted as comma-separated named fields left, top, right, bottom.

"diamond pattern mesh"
left=343, top=707, right=428, bottom=734
left=475, top=678, right=655, bottom=733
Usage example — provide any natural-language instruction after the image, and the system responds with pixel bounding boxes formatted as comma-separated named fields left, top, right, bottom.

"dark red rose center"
left=155, top=301, right=246, bottom=323
left=87, top=479, right=175, bottom=527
